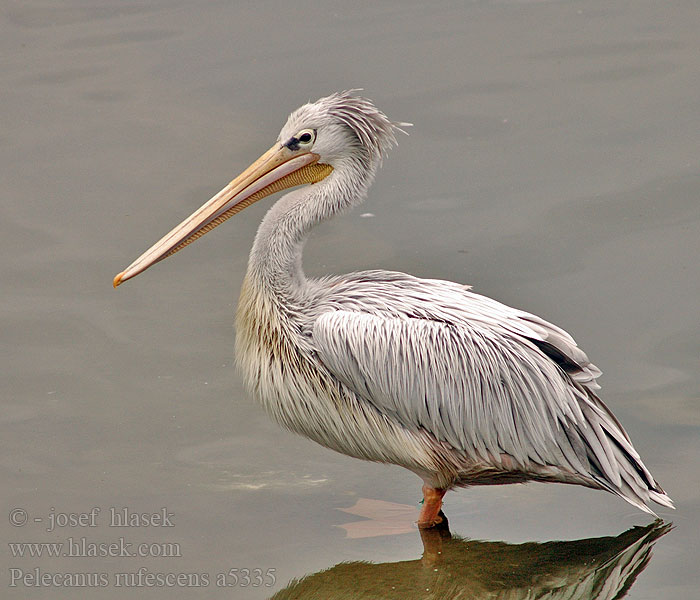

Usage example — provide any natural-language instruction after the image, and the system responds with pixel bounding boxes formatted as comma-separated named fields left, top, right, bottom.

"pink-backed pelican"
left=114, top=91, right=673, bottom=527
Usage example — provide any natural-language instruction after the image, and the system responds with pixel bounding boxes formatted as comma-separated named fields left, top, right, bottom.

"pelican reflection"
left=270, top=519, right=670, bottom=599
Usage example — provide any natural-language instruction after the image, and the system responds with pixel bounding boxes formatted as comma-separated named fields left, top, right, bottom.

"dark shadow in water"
left=271, top=516, right=670, bottom=599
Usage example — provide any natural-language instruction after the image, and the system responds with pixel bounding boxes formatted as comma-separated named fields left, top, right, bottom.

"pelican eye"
left=298, top=131, right=314, bottom=144
left=285, top=129, right=316, bottom=151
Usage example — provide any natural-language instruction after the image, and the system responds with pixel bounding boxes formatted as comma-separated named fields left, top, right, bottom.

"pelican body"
left=115, top=92, right=673, bottom=527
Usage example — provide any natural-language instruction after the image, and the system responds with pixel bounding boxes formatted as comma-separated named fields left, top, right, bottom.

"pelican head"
left=113, top=91, right=403, bottom=287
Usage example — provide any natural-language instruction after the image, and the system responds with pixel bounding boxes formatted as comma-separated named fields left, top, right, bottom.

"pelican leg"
left=419, top=511, right=451, bottom=564
left=417, top=485, right=447, bottom=529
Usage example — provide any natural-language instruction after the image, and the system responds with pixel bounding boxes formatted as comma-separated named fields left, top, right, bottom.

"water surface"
left=2, top=1, right=699, bottom=597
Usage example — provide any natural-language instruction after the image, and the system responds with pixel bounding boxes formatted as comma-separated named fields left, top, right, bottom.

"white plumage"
left=115, top=91, right=673, bottom=526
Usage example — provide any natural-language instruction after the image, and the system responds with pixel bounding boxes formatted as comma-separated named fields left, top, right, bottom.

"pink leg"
left=417, top=485, right=446, bottom=529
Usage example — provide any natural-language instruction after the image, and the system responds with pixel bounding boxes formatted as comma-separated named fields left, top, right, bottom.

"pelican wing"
left=314, top=309, right=590, bottom=469
left=312, top=285, right=667, bottom=511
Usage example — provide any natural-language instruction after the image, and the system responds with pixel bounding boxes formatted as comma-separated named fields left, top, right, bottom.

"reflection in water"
left=271, top=518, right=670, bottom=599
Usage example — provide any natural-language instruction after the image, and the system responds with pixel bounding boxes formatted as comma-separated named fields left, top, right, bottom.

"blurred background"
left=2, top=1, right=698, bottom=597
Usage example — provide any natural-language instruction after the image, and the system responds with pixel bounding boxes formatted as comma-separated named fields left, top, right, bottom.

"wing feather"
left=304, top=271, right=670, bottom=511
left=313, top=309, right=589, bottom=473
left=311, top=294, right=669, bottom=512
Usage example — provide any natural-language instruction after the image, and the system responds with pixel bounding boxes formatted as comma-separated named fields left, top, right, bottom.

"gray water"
left=2, top=1, right=699, bottom=598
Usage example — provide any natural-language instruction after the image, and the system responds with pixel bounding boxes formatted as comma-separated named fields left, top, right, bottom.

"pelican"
left=114, top=91, right=673, bottom=527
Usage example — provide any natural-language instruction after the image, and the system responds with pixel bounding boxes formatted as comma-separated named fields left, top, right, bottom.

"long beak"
left=113, top=144, right=333, bottom=287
